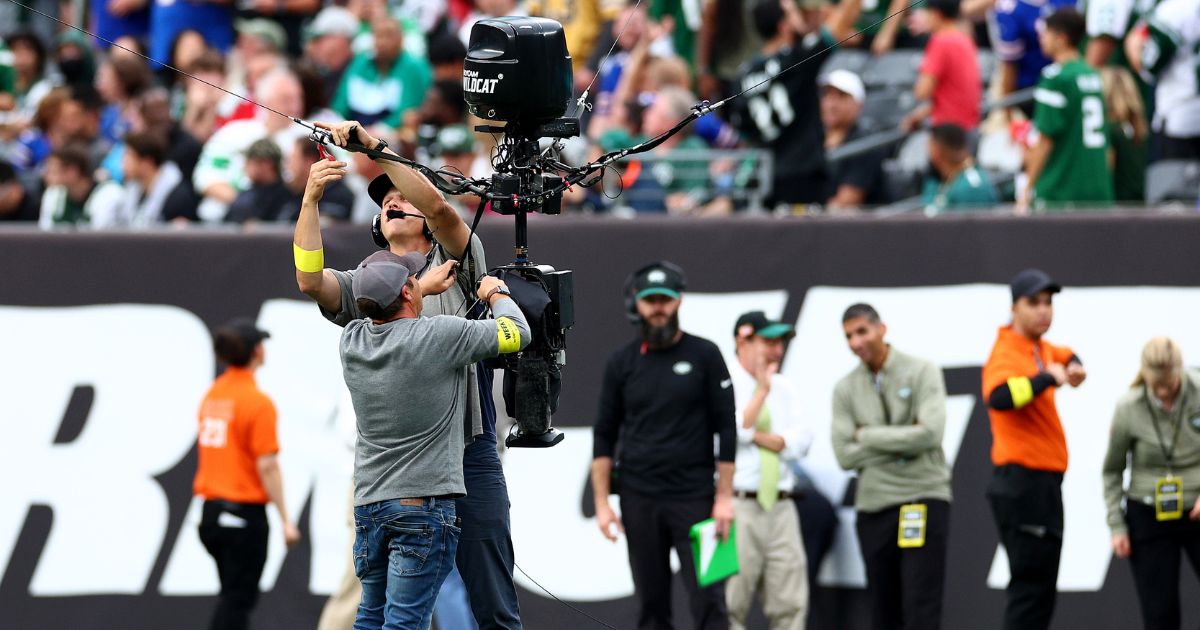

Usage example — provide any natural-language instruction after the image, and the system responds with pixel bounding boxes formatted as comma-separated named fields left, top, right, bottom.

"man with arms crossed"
left=330, top=249, right=529, bottom=628
left=832, top=303, right=951, bottom=630
left=983, top=268, right=1085, bottom=630
left=296, top=121, right=526, bottom=629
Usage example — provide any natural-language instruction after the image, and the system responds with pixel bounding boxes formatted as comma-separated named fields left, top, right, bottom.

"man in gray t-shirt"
left=297, top=121, right=530, bottom=629
left=337, top=249, right=529, bottom=629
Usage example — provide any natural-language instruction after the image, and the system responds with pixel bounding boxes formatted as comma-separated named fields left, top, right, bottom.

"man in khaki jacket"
left=832, top=303, right=951, bottom=630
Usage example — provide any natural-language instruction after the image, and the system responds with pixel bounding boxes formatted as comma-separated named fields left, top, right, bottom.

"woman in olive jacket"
left=1103, top=337, right=1200, bottom=630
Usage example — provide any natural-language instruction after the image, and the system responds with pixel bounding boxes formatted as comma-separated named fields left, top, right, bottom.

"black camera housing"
left=463, top=17, right=573, bottom=123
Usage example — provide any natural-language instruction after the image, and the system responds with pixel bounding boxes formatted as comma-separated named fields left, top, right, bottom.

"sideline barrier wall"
left=0, top=215, right=1196, bottom=629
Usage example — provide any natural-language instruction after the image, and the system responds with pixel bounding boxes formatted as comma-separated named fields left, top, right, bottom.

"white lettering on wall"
left=5, top=286, right=1200, bottom=600
left=0, top=305, right=212, bottom=595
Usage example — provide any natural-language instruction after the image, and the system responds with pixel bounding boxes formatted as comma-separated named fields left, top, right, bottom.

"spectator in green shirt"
left=922, top=123, right=999, bottom=214
left=331, top=15, right=431, bottom=134
left=1020, top=8, right=1114, bottom=212
left=0, top=40, right=15, bottom=106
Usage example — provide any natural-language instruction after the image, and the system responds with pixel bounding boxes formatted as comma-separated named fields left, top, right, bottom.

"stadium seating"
left=859, top=88, right=917, bottom=131
left=861, top=50, right=924, bottom=90
left=1146, top=160, right=1200, bottom=205
left=821, top=49, right=871, bottom=77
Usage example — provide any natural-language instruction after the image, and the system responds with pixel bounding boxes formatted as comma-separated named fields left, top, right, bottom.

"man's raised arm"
left=293, top=159, right=347, bottom=313
left=317, top=121, right=472, bottom=259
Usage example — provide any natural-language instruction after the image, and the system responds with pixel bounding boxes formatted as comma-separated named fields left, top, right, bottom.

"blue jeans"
left=457, top=433, right=523, bottom=629
left=353, top=498, right=460, bottom=630
left=435, top=565, right=478, bottom=629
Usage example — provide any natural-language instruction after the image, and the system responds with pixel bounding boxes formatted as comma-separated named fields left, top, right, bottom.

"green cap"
left=734, top=311, right=795, bottom=339
left=633, top=264, right=685, bottom=300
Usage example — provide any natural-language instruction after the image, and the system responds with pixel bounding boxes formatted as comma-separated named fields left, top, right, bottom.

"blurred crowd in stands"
left=0, top=0, right=1192, bottom=227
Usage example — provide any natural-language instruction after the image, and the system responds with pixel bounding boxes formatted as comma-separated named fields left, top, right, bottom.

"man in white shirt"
left=726, top=311, right=812, bottom=630
left=192, top=68, right=307, bottom=222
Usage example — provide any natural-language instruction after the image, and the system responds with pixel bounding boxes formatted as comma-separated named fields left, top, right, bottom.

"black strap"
left=455, top=198, right=491, bottom=318
left=1145, top=386, right=1186, bottom=472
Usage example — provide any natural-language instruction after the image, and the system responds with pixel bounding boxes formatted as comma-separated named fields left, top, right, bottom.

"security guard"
left=1103, top=337, right=1200, bottom=630
left=194, top=319, right=301, bottom=630
left=832, top=303, right=951, bottom=630
left=982, top=268, right=1085, bottom=630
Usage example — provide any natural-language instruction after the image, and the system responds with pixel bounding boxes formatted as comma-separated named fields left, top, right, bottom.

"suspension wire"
left=715, top=0, right=928, bottom=108
left=513, top=561, right=621, bottom=630
left=573, top=0, right=931, bottom=182
left=4, top=0, right=927, bottom=206
left=3, top=0, right=322, bottom=131
left=571, top=0, right=645, bottom=118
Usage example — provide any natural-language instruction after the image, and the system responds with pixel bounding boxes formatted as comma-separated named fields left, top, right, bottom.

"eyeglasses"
left=385, top=209, right=426, bottom=221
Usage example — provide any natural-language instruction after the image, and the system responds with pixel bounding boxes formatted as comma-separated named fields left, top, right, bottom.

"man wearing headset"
left=293, top=120, right=525, bottom=629
left=591, top=261, right=738, bottom=630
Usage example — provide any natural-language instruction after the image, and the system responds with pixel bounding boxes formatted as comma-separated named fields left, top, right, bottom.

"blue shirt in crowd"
left=991, top=0, right=1077, bottom=90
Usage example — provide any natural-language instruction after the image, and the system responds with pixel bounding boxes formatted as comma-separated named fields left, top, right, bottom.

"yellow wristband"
left=293, top=243, right=324, bottom=273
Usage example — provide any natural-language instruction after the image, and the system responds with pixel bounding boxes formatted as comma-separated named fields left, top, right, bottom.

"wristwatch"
left=372, top=138, right=389, bottom=153
left=485, top=285, right=511, bottom=301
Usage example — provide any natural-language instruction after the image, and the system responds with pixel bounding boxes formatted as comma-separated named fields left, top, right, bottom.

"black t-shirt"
left=0, top=184, right=41, bottom=222
left=732, top=30, right=835, bottom=180
left=225, top=181, right=293, bottom=224
left=825, top=122, right=886, bottom=204
left=593, top=333, right=737, bottom=498
left=161, top=179, right=200, bottom=223
left=167, top=124, right=204, bottom=184
left=276, top=179, right=355, bottom=222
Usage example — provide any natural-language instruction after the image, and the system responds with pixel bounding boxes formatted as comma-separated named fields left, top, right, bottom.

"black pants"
left=769, top=172, right=829, bottom=206
left=986, top=464, right=1063, bottom=630
left=855, top=499, right=950, bottom=630
left=1126, top=501, right=1200, bottom=630
left=198, top=500, right=269, bottom=630
left=619, top=491, right=729, bottom=630
left=1158, top=134, right=1200, bottom=160
left=794, top=485, right=838, bottom=585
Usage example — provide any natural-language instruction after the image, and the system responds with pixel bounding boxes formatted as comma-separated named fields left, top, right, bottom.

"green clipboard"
left=689, top=518, right=738, bottom=587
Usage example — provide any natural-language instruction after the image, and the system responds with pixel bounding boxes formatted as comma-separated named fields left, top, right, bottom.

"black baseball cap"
left=213, top=318, right=270, bottom=366
left=1010, top=268, right=1062, bottom=302
left=368, top=174, right=409, bottom=209
left=222, top=318, right=270, bottom=346
left=734, top=311, right=795, bottom=339
left=633, top=263, right=686, bottom=300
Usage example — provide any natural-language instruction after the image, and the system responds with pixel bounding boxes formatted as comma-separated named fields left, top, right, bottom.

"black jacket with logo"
left=594, top=333, right=737, bottom=498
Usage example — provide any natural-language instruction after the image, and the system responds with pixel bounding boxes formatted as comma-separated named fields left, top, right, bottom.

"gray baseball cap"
left=351, top=250, right=427, bottom=307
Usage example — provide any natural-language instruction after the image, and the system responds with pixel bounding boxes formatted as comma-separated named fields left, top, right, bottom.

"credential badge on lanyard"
left=897, top=504, right=927, bottom=548
left=1146, top=390, right=1186, bottom=521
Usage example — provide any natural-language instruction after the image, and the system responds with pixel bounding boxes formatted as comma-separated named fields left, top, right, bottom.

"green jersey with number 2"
left=1033, top=59, right=1115, bottom=207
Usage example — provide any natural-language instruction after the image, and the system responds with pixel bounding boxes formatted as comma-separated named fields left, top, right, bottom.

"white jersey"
left=1086, top=0, right=1156, bottom=38
left=192, top=118, right=306, bottom=222
left=1142, top=0, right=1200, bottom=136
